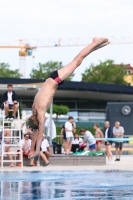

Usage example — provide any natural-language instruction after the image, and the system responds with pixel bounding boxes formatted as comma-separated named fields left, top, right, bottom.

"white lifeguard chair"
left=1, top=103, right=23, bottom=169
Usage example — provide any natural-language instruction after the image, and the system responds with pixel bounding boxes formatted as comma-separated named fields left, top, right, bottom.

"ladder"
left=1, top=103, right=23, bottom=169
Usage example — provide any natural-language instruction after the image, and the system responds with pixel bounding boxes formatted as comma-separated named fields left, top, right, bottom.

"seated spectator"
left=78, top=142, right=87, bottom=151
left=27, top=127, right=50, bottom=167
left=0, top=84, right=19, bottom=121
left=3, top=123, right=14, bottom=167
left=71, top=133, right=83, bottom=152
left=80, top=128, right=96, bottom=152
left=41, top=134, right=51, bottom=160
left=17, top=133, right=32, bottom=167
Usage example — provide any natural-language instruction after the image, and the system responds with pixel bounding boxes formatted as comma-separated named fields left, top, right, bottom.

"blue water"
left=0, top=170, right=133, bottom=200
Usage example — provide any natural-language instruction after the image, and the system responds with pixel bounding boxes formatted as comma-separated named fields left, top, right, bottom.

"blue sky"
left=0, top=0, right=133, bottom=80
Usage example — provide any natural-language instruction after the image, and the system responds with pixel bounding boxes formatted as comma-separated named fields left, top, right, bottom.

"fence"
left=52, top=136, right=133, bottom=155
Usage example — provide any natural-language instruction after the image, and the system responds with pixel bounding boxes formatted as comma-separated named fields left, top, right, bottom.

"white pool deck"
left=1, top=156, right=133, bottom=171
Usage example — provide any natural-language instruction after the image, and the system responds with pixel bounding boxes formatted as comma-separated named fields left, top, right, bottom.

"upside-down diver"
left=28, top=37, right=110, bottom=158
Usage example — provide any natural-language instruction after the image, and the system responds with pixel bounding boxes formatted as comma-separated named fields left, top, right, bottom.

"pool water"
left=0, top=170, right=133, bottom=200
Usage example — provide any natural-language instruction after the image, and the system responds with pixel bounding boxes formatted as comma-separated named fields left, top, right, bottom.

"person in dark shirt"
left=1, top=84, right=18, bottom=121
left=60, top=124, right=67, bottom=154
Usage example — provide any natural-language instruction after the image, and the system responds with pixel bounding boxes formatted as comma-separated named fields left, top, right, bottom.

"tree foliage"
left=81, top=60, right=127, bottom=85
left=30, top=61, right=74, bottom=81
left=0, top=63, right=21, bottom=78
left=47, top=104, right=69, bottom=119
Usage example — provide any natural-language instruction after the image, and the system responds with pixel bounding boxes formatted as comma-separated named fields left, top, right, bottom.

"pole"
left=49, top=102, right=53, bottom=146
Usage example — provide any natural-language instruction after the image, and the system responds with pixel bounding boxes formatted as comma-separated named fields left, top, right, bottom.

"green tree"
left=30, top=61, right=74, bottom=81
left=81, top=60, right=127, bottom=85
left=0, top=63, right=21, bottom=78
left=48, top=104, right=69, bottom=120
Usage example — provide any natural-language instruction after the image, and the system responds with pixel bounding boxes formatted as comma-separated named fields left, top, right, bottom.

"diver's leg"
left=29, top=130, right=38, bottom=158
left=58, top=37, right=109, bottom=80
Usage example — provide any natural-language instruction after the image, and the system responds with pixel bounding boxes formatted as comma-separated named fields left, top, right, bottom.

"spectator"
left=60, top=120, right=76, bottom=154
left=65, top=116, right=74, bottom=154
left=27, top=127, right=50, bottom=167
left=41, top=134, right=51, bottom=160
left=103, top=121, right=114, bottom=164
left=72, top=121, right=76, bottom=133
left=113, top=121, right=124, bottom=161
left=93, top=123, right=104, bottom=151
left=3, top=123, right=14, bottom=167
left=71, top=133, right=83, bottom=153
left=18, top=133, right=32, bottom=167
left=80, top=128, right=96, bottom=151
left=29, top=135, right=50, bottom=167
left=1, top=84, right=18, bottom=121
left=60, top=124, right=67, bottom=154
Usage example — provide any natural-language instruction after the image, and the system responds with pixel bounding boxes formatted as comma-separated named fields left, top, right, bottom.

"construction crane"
left=0, top=40, right=36, bottom=78
left=0, top=36, right=133, bottom=78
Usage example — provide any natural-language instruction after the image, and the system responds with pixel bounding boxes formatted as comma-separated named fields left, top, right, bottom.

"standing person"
left=27, top=37, right=109, bottom=159
left=80, top=128, right=96, bottom=151
left=72, top=121, right=76, bottom=133
left=60, top=120, right=76, bottom=154
left=113, top=121, right=124, bottom=161
left=60, top=124, right=67, bottom=154
left=65, top=116, right=74, bottom=154
left=93, top=123, right=104, bottom=151
left=104, top=121, right=114, bottom=164
left=0, top=84, right=19, bottom=121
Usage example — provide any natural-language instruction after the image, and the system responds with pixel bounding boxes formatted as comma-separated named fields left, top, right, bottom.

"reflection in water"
left=0, top=170, right=133, bottom=200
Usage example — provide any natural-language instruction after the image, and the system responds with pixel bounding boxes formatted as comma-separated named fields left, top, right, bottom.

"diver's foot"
left=93, top=37, right=109, bottom=46
left=93, top=41, right=110, bottom=52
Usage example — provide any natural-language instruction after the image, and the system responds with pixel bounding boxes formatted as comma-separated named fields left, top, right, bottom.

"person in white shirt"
left=17, top=133, right=31, bottom=167
left=1, top=84, right=19, bottom=121
left=65, top=116, right=74, bottom=154
left=41, top=134, right=51, bottom=160
left=113, top=121, right=124, bottom=161
left=71, top=133, right=82, bottom=152
left=80, top=128, right=96, bottom=151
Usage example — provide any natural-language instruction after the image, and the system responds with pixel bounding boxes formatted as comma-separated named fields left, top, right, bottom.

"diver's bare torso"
left=33, top=78, right=58, bottom=115
left=95, top=129, right=101, bottom=138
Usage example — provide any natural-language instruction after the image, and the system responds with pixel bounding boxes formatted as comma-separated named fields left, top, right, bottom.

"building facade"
left=1, top=77, right=133, bottom=124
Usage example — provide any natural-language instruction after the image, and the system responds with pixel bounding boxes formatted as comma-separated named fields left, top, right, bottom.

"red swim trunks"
left=54, top=76, right=62, bottom=84
left=96, top=140, right=102, bottom=145
left=48, top=70, right=64, bottom=85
